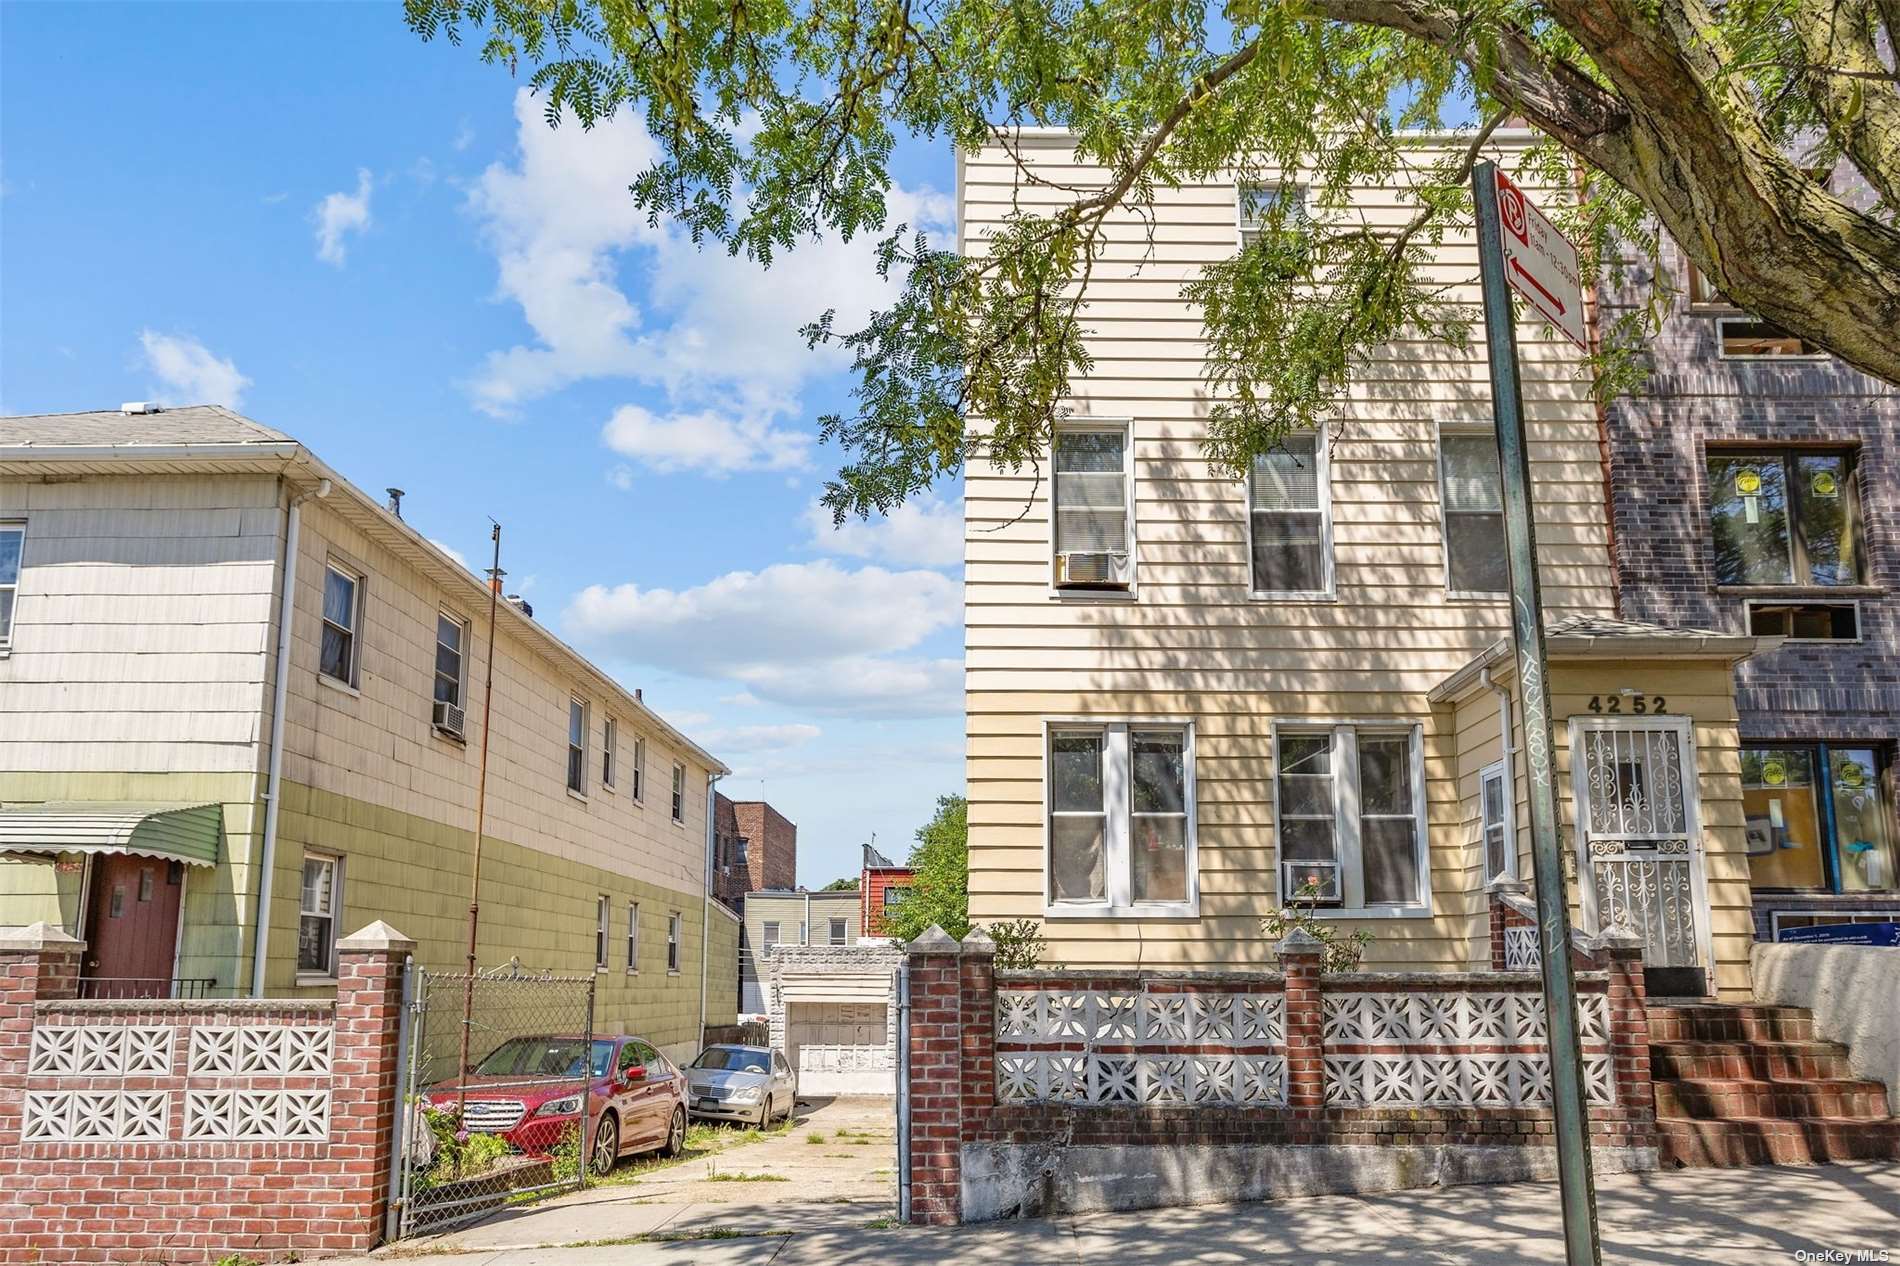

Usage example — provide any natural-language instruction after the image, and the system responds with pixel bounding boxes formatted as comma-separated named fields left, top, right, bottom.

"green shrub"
left=1260, top=878, right=1372, bottom=972
left=988, top=918, right=1046, bottom=970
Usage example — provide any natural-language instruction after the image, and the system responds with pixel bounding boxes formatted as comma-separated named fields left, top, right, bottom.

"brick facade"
left=0, top=921, right=408, bottom=1263
left=1600, top=233, right=1900, bottom=933
left=904, top=929, right=1657, bottom=1224
left=715, top=797, right=796, bottom=908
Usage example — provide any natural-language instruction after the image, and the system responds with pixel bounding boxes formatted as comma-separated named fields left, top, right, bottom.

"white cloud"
left=601, top=404, right=809, bottom=476
left=720, top=691, right=762, bottom=707
left=428, top=539, right=472, bottom=571
left=466, top=89, right=954, bottom=477
left=700, top=723, right=822, bottom=754
left=314, top=168, right=373, bottom=265
left=137, top=330, right=250, bottom=407
left=565, top=560, right=960, bottom=717
left=804, top=494, right=963, bottom=568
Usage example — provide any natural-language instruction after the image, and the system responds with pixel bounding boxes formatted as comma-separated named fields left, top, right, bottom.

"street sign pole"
left=1471, top=159, right=1603, bottom=1266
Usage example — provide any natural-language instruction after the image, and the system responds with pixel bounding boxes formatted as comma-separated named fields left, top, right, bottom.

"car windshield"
left=473, top=1037, right=613, bottom=1079
left=692, top=1046, right=769, bottom=1073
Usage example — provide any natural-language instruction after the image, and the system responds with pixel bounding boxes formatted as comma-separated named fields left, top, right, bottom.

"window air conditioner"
left=1057, top=551, right=1124, bottom=586
left=432, top=699, right=467, bottom=739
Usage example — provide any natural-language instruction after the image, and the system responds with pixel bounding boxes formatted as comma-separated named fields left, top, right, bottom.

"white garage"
left=768, top=944, right=903, bottom=1096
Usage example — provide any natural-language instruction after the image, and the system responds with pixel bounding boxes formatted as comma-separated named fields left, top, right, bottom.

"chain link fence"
left=393, top=960, right=597, bottom=1239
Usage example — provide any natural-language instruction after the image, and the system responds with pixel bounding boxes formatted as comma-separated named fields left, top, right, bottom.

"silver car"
left=684, top=1044, right=798, bottom=1127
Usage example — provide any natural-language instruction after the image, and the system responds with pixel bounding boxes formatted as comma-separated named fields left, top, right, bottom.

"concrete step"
left=1648, top=1004, right=1817, bottom=1044
left=1651, top=1038, right=1856, bottom=1082
left=1658, top=1117, right=1900, bottom=1167
left=1654, top=1077, right=1894, bottom=1123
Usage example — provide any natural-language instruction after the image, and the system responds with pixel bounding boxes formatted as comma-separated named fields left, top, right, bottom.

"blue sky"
left=1, top=2, right=964, bottom=887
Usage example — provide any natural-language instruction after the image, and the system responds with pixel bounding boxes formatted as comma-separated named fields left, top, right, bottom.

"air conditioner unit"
left=432, top=699, right=466, bottom=739
left=1056, top=551, right=1125, bottom=587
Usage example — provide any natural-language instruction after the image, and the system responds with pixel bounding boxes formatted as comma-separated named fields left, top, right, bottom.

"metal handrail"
left=77, top=976, right=217, bottom=1000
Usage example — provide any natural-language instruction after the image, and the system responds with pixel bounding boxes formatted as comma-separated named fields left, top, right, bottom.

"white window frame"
left=667, top=911, right=682, bottom=973
left=828, top=916, right=847, bottom=945
left=433, top=611, right=468, bottom=711
left=319, top=562, right=364, bottom=687
left=1270, top=721, right=1432, bottom=918
left=1048, top=417, right=1137, bottom=599
left=762, top=920, right=781, bottom=953
left=630, top=735, right=646, bottom=802
left=626, top=899, right=640, bottom=973
left=1479, top=760, right=1515, bottom=885
left=602, top=717, right=618, bottom=790
left=0, top=520, right=24, bottom=652
left=1245, top=426, right=1335, bottom=601
left=671, top=762, right=686, bottom=824
left=297, top=852, right=343, bottom=980
left=1235, top=181, right=1309, bottom=250
left=567, top=698, right=588, bottom=797
left=595, top=894, right=610, bottom=971
left=1435, top=425, right=1509, bottom=600
left=1041, top=718, right=1199, bottom=919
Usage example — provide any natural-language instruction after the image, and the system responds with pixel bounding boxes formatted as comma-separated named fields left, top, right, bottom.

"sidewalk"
left=354, top=1161, right=1900, bottom=1265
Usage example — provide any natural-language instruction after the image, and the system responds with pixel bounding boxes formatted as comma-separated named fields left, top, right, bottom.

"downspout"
left=252, top=477, right=331, bottom=997
left=1480, top=664, right=1519, bottom=873
left=1575, top=160, right=1623, bottom=618
left=700, top=771, right=723, bottom=1048
left=895, top=960, right=911, bottom=1224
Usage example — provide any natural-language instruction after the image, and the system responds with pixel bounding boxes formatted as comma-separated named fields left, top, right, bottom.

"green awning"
left=0, top=803, right=222, bottom=866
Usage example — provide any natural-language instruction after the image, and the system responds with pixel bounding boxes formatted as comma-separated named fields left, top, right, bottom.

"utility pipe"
left=252, top=477, right=330, bottom=997
left=895, top=961, right=911, bottom=1223
left=1479, top=665, right=1519, bottom=875
left=700, top=770, right=723, bottom=1052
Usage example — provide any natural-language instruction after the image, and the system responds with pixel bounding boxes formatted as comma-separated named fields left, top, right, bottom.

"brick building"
left=712, top=793, right=796, bottom=908
left=1601, top=225, right=1900, bottom=940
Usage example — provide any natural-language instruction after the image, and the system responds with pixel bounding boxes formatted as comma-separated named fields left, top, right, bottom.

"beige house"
left=960, top=131, right=1775, bottom=998
left=0, top=406, right=735, bottom=1057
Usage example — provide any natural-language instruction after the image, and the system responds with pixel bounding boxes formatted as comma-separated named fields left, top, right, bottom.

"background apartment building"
left=960, top=132, right=1776, bottom=997
left=0, top=406, right=736, bottom=1058
left=1603, top=220, right=1900, bottom=941
left=711, top=792, right=796, bottom=909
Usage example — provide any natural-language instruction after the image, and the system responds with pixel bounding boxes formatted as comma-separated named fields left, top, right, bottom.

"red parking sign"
left=1492, top=169, right=1586, bottom=350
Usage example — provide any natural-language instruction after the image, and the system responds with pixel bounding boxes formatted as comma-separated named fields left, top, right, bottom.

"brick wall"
left=729, top=801, right=796, bottom=897
left=0, top=921, right=408, bottom=1263
left=860, top=868, right=914, bottom=937
left=904, top=928, right=1656, bottom=1224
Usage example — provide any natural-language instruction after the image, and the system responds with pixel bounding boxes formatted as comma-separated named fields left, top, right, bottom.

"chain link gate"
left=392, top=960, right=598, bottom=1239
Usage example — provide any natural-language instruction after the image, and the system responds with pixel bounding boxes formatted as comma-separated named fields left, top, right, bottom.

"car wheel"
left=756, top=1098, right=770, bottom=1130
left=661, top=1106, right=686, bottom=1157
left=589, top=1112, right=619, bottom=1177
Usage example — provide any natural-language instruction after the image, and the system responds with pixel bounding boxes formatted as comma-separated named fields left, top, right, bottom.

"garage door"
left=787, top=1001, right=893, bottom=1096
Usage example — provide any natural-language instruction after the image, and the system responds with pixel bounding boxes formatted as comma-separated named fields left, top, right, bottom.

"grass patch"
left=705, top=1170, right=791, bottom=1183
left=861, top=1216, right=899, bottom=1230
left=807, top=1131, right=828, bottom=1144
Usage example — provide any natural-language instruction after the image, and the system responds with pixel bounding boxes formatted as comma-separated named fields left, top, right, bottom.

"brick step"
left=1654, top=1077, right=1894, bottom=1122
left=1658, top=1116, right=1900, bottom=1167
left=1651, top=1038, right=1856, bottom=1082
left=1648, top=1004, right=1817, bottom=1044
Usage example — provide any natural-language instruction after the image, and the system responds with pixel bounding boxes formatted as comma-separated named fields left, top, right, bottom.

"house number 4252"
left=1587, top=694, right=1666, bottom=715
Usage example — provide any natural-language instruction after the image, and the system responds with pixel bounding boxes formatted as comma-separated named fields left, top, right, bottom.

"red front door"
left=83, top=854, right=182, bottom=997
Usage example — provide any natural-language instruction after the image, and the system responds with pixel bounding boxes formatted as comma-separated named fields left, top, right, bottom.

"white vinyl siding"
left=1248, top=431, right=1332, bottom=597
left=1045, top=720, right=1197, bottom=917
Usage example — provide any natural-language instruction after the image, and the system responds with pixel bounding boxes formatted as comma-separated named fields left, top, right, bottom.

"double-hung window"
left=667, top=912, right=681, bottom=972
left=567, top=699, right=588, bottom=794
left=1437, top=430, right=1508, bottom=595
left=1046, top=721, right=1196, bottom=915
left=0, top=521, right=23, bottom=649
left=433, top=614, right=465, bottom=708
left=828, top=916, right=847, bottom=945
left=1249, top=431, right=1331, bottom=596
left=1480, top=762, right=1513, bottom=884
left=626, top=900, right=640, bottom=971
left=320, top=564, right=362, bottom=684
left=1237, top=182, right=1309, bottom=263
left=595, top=894, right=610, bottom=970
left=631, top=736, right=645, bottom=801
left=762, top=920, right=780, bottom=953
left=1052, top=424, right=1133, bottom=591
left=602, top=718, right=617, bottom=790
left=671, top=762, right=686, bottom=823
left=1708, top=449, right=1861, bottom=587
left=1274, top=724, right=1428, bottom=913
left=298, top=854, right=341, bottom=976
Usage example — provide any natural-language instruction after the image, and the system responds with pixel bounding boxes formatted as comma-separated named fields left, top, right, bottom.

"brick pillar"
left=1276, top=929, right=1326, bottom=1118
left=333, top=920, right=415, bottom=1251
left=959, top=929, right=996, bottom=1114
left=1488, top=878, right=1529, bottom=971
left=905, top=926, right=963, bottom=1226
left=1597, top=926, right=1655, bottom=1151
left=0, top=924, right=84, bottom=1149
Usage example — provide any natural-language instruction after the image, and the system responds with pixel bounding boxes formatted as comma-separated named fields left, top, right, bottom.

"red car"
left=428, top=1034, right=687, bottom=1175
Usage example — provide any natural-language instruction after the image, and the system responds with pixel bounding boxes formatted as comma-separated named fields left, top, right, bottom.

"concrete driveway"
left=384, top=1095, right=897, bottom=1255
left=349, top=1159, right=1900, bottom=1264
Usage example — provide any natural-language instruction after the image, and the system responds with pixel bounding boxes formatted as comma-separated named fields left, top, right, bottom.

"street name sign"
left=1491, top=168, right=1588, bottom=350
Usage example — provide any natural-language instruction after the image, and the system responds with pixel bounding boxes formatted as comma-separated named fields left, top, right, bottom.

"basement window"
left=1718, top=317, right=1823, bottom=359
left=1746, top=600, right=1859, bottom=641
